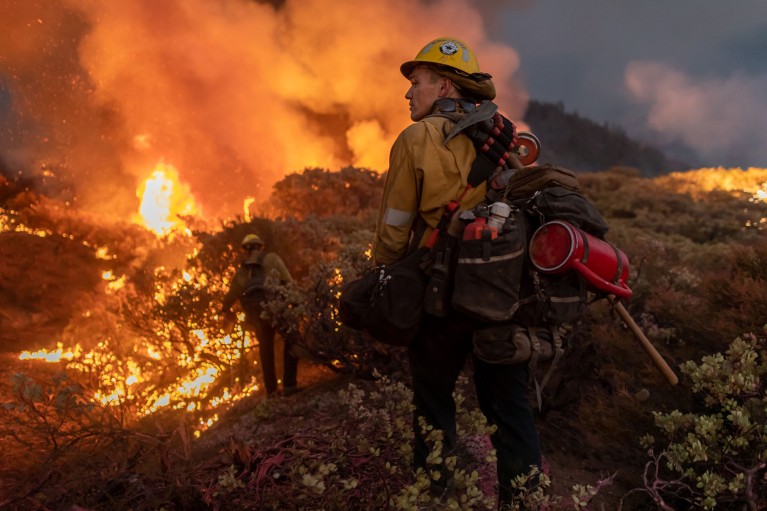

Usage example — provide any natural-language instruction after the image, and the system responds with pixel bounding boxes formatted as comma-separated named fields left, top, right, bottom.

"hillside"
left=524, top=100, right=683, bottom=175
left=1, top=165, right=766, bottom=510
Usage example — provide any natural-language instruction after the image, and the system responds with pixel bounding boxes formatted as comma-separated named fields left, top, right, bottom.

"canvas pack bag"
left=450, top=164, right=599, bottom=390
left=523, top=186, right=609, bottom=239
left=338, top=247, right=429, bottom=346
left=451, top=208, right=528, bottom=322
left=472, top=321, right=567, bottom=408
left=491, top=163, right=581, bottom=198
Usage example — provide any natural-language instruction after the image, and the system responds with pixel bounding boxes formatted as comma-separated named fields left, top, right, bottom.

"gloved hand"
left=466, top=112, right=519, bottom=187
left=476, top=112, right=518, bottom=167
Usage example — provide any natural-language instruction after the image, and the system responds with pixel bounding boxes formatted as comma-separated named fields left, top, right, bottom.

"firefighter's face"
left=244, top=244, right=264, bottom=255
left=405, top=66, right=452, bottom=121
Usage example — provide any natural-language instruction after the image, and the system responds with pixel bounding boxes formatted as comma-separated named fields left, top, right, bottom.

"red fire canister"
left=529, top=220, right=632, bottom=299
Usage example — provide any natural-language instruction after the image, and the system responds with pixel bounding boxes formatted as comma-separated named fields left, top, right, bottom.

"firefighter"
left=372, top=37, right=542, bottom=507
left=221, top=234, right=300, bottom=397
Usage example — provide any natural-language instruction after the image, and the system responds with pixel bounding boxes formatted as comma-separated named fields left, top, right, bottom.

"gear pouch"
left=452, top=218, right=526, bottom=322
left=473, top=323, right=557, bottom=366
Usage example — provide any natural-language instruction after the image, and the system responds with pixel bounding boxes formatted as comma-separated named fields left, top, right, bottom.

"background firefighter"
left=372, top=37, right=541, bottom=507
left=221, top=234, right=300, bottom=397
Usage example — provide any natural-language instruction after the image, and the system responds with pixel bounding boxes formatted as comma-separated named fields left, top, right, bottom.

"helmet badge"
left=438, top=40, right=470, bottom=63
left=439, top=41, right=459, bottom=55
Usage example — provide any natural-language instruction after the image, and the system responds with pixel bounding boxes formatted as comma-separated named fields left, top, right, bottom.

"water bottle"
left=487, top=202, right=512, bottom=233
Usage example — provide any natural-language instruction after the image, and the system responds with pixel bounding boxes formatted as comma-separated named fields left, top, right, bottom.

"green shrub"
left=634, top=328, right=767, bottom=510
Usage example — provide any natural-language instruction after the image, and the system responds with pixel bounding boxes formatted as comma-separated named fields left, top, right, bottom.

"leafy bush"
left=633, top=328, right=767, bottom=510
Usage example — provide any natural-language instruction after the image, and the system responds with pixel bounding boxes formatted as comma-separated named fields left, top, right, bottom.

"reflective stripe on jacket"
left=372, top=114, right=487, bottom=264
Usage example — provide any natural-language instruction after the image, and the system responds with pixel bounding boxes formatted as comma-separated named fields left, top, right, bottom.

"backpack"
left=426, top=160, right=606, bottom=404
left=239, top=253, right=268, bottom=312
left=492, top=163, right=581, bottom=197
left=425, top=103, right=621, bottom=402
left=448, top=164, right=606, bottom=325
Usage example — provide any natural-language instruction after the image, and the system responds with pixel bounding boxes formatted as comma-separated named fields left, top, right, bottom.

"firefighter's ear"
left=439, top=77, right=457, bottom=97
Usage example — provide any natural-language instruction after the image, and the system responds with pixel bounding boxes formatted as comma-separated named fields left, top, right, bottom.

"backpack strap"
left=406, top=215, right=429, bottom=256
left=530, top=326, right=566, bottom=411
left=424, top=115, right=495, bottom=248
left=442, top=100, right=520, bottom=186
left=531, top=271, right=548, bottom=325
left=245, top=250, right=267, bottom=277
left=526, top=326, right=544, bottom=411
left=424, top=102, right=518, bottom=250
left=424, top=186, right=469, bottom=248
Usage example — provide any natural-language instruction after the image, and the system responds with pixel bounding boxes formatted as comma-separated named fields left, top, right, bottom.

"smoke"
left=0, top=0, right=524, bottom=220
left=625, top=61, right=767, bottom=167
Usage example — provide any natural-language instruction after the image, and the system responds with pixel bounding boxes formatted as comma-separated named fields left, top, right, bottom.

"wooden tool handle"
left=611, top=297, right=679, bottom=386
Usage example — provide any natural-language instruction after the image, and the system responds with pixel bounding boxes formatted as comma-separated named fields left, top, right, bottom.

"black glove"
left=466, top=112, right=518, bottom=187
left=475, top=112, right=518, bottom=167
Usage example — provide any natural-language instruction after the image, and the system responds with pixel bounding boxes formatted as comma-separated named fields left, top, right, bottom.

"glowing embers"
left=135, top=161, right=201, bottom=236
left=102, top=270, right=127, bottom=292
left=16, top=262, right=261, bottom=435
left=747, top=181, right=767, bottom=229
left=19, top=342, right=82, bottom=363
left=753, top=183, right=767, bottom=202
left=0, top=210, right=51, bottom=237
left=18, top=331, right=261, bottom=433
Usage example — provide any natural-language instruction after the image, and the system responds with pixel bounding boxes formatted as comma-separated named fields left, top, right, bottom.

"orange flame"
left=135, top=162, right=201, bottom=236
left=19, top=342, right=81, bottom=363
left=0, top=1, right=528, bottom=221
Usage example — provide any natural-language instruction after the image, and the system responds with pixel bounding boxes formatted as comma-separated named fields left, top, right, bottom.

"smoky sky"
left=1, top=0, right=765, bottom=224
left=494, top=0, right=767, bottom=167
left=0, top=0, right=527, bottom=220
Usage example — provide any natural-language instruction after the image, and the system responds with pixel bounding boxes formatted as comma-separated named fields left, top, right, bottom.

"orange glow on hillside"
left=653, top=166, right=767, bottom=230
left=655, top=167, right=767, bottom=198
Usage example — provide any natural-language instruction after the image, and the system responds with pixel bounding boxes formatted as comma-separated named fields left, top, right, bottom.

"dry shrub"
left=699, top=238, right=767, bottom=341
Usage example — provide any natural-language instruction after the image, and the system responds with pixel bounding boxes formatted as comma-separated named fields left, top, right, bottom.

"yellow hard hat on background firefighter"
left=400, top=37, right=496, bottom=101
left=241, top=234, right=264, bottom=249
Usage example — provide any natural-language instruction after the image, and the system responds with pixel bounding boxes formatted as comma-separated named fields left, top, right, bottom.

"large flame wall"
left=1, top=0, right=525, bottom=221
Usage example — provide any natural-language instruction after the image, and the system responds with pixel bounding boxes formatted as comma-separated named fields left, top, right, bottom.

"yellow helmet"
left=401, top=37, right=481, bottom=78
left=241, top=234, right=264, bottom=248
left=400, top=37, right=496, bottom=101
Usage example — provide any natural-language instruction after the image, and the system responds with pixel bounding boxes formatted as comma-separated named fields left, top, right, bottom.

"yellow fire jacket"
left=372, top=114, right=487, bottom=264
